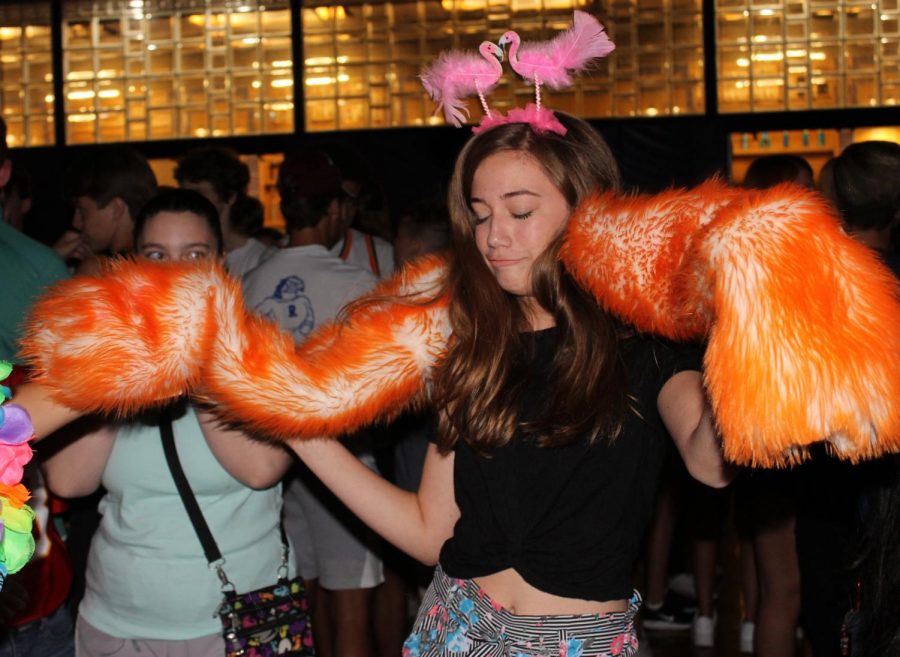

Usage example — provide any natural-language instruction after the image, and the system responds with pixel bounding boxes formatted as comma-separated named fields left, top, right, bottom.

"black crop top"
left=438, top=328, right=702, bottom=602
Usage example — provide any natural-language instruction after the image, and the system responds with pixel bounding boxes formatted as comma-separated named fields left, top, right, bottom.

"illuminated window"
left=63, top=0, right=292, bottom=144
left=301, top=0, right=705, bottom=131
left=0, top=3, right=54, bottom=148
left=716, top=0, right=899, bottom=112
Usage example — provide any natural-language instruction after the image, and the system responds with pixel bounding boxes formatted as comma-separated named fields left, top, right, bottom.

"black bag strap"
left=159, top=406, right=291, bottom=586
left=159, top=408, right=223, bottom=565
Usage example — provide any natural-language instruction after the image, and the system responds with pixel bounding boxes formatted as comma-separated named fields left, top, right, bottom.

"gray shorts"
left=75, top=617, right=223, bottom=657
left=283, top=450, right=384, bottom=591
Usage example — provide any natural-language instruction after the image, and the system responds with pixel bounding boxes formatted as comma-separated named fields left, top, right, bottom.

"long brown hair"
left=434, top=113, right=626, bottom=453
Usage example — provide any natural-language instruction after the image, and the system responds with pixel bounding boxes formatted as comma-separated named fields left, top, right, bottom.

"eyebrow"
left=470, top=189, right=540, bottom=204
left=140, top=242, right=211, bottom=250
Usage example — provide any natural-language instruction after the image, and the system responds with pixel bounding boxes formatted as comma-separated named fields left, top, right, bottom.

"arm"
left=11, top=382, right=83, bottom=440
left=288, top=439, right=458, bottom=565
left=196, top=408, right=292, bottom=490
left=658, top=370, right=736, bottom=488
left=40, top=423, right=117, bottom=498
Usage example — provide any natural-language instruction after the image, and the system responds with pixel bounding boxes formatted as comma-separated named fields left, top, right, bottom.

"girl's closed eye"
left=512, top=210, right=534, bottom=220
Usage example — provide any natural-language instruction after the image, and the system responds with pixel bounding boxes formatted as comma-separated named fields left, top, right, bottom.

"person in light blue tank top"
left=41, top=190, right=293, bottom=656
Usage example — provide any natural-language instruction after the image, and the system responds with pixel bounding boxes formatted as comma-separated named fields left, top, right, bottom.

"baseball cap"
left=277, top=150, right=343, bottom=200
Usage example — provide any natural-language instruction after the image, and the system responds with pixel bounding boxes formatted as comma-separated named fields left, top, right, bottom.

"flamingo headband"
left=419, top=11, right=615, bottom=137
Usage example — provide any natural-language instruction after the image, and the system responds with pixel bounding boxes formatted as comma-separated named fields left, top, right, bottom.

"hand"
left=52, top=229, right=92, bottom=262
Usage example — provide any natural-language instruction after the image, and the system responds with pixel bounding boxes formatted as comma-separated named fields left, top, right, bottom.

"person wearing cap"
left=242, top=149, right=384, bottom=657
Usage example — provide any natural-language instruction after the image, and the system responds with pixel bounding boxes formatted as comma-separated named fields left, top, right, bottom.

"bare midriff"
left=473, top=568, right=628, bottom=615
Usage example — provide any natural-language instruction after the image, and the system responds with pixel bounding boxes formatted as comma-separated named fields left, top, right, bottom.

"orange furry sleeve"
left=19, top=256, right=451, bottom=439
left=561, top=179, right=900, bottom=466
left=198, top=255, right=451, bottom=439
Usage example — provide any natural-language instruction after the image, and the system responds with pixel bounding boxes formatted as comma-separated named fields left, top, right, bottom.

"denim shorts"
left=403, top=566, right=641, bottom=657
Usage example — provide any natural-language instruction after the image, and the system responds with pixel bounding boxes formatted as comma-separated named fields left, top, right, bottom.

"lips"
left=488, top=257, right=525, bottom=267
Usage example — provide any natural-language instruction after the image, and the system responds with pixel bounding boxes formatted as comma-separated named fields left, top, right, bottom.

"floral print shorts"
left=403, top=566, right=641, bottom=657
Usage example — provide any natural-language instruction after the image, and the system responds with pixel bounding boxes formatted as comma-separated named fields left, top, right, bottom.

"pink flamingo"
left=498, top=11, right=615, bottom=90
left=420, top=41, right=504, bottom=127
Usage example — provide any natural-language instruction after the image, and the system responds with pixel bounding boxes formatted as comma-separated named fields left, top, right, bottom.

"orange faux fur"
left=19, top=183, right=900, bottom=466
left=563, top=180, right=900, bottom=466
left=197, top=254, right=451, bottom=439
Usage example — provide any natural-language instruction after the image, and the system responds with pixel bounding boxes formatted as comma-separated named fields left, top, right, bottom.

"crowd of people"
left=0, top=106, right=898, bottom=657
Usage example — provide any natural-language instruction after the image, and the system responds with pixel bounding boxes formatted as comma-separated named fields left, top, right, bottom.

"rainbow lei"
left=0, top=361, right=35, bottom=590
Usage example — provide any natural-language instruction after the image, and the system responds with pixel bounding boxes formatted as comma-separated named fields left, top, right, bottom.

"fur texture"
left=198, top=255, right=451, bottom=439
left=563, top=180, right=900, bottom=466
left=19, top=183, right=900, bottom=466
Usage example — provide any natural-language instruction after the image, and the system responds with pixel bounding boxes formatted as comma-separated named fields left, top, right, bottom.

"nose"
left=72, top=208, right=83, bottom=230
left=486, top=215, right=511, bottom=248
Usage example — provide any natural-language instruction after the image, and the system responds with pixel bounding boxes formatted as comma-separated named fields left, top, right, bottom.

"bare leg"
left=374, top=563, right=409, bottom=657
left=644, top=474, right=679, bottom=606
left=753, top=514, right=801, bottom=657
left=330, top=587, right=376, bottom=657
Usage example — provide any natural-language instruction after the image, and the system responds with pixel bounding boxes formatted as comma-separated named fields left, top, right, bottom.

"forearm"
left=11, top=382, right=83, bottom=440
left=288, top=438, right=454, bottom=565
left=680, top=407, right=736, bottom=488
left=196, top=408, right=292, bottom=490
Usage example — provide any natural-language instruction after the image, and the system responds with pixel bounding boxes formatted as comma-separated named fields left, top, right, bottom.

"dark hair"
left=229, top=194, right=265, bottom=237
left=6, top=166, right=31, bottom=201
left=277, top=150, right=343, bottom=233
left=743, top=154, right=814, bottom=190
left=434, top=113, right=626, bottom=454
left=174, top=146, right=250, bottom=204
left=831, top=141, right=900, bottom=231
left=133, top=188, right=223, bottom=255
left=396, top=200, right=452, bottom=250
left=67, top=145, right=158, bottom=221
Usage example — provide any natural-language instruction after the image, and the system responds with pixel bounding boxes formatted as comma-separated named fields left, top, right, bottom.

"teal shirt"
left=0, top=219, right=69, bottom=361
left=80, top=405, right=292, bottom=640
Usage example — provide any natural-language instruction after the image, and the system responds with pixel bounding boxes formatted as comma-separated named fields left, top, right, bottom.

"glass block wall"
left=0, top=3, right=55, bottom=147
left=62, top=0, right=293, bottom=144
left=301, top=0, right=706, bottom=131
left=717, top=0, right=900, bottom=112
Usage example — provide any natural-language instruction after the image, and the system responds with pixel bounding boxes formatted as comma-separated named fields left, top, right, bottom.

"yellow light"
left=45, top=94, right=54, bottom=103
left=97, top=89, right=121, bottom=98
left=645, top=107, right=659, bottom=116
left=252, top=80, right=262, bottom=88
left=304, top=74, right=349, bottom=86
left=304, top=56, right=348, bottom=66
left=736, top=57, right=750, bottom=67
left=786, top=49, right=807, bottom=58
left=0, top=27, right=20, bottom=40
left=68, top=113, right=97, bottom=123
left=272, top=60, right=292, bottom=68
left=195, top=128, right=210, bottom=137
left=0, top=55, right=18, bottom=64
left=753, top=52, right=784, bottom=61
left=67, top=71, right=95, bottom=81
left=147, top=44, right=157, bottom=51
left=242, top=37, right=260, bottom=45
left=67, top=90, right=96, bottom=100
left=271, top=78, right=293, bottom=88
left=755, top=79, right=784, bottom=87
left=265, top=102, right=294, bottom=111
left=759, top=8, right=774, bottom=16
left=810, top=52, right=826, bottom=61
left=752, top=35, right=768, bottom=42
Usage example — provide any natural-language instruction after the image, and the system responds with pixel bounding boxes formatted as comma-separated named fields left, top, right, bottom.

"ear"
left=0, top=159, right=12, bottom=188
left=107, top=196, right=128, bottom=222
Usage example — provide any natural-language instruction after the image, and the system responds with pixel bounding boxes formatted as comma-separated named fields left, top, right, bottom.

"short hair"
left=743, top=155, right=814, bottom=189
left=174, top=146, right=250, bottom=204
left=133, top=188, right=223, bottom=255
left=67, top=145, right=158, bottom=221
left=831, top=141, right=900, bottom=231
left=277, top=150, right=343, bottom=232
left=229, top=194, right=265, bottom=237
left=396, top=200, right=451, bottom=252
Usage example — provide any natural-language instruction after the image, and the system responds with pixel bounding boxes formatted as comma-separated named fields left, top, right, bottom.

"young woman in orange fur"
left=281, top=113, right=733, bottom=656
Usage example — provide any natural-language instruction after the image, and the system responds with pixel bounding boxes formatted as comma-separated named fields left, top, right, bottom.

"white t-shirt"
left=242, top=244, right=377, bottom=343
left=225, top=237, right=276, bottom=279
left=329, top=228, right=395, bottom=280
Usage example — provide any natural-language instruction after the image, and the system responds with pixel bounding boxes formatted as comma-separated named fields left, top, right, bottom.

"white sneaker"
left=692, top=614, right=717, bottom=648
left=740, top=621, right=755, bottom=653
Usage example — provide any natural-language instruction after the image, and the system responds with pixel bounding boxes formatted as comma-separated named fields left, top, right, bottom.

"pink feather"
left=419, top=42, right=504, bottom=127
left=500, top=11, right=615, bottom=89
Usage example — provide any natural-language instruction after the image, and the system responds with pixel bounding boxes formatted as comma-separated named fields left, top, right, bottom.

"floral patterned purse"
left=160, top=413, right=315, bottom=657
